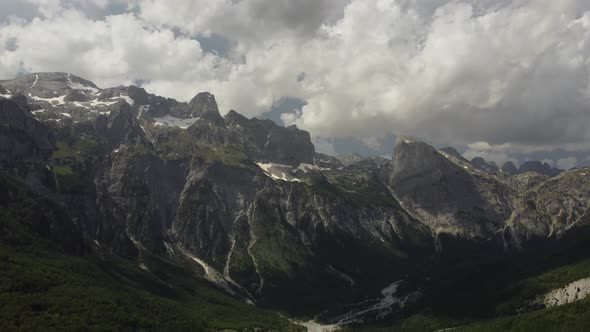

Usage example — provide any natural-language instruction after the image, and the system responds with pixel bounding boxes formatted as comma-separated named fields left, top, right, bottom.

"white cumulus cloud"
left=1, top=0, right=590, bottom=161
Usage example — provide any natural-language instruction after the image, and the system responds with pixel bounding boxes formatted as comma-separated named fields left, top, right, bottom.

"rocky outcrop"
left=534, top=277, right=590, bottom=308
left=95, top=101, right=147, bottom=150
left=440, top=147, right=469, bottom=163
left=505, top=168, right=590, bottom=247
left=336, top=153, right=363, bottom=166
left=5, top=72, right=590, bottom=322
left=225, top=110, right=315, bottom=166
left=501, top=161, right=519, bottom=175
left=471, top=157, right=499, bottom=173
left=499, top=160, right=562, bottom=177
left=389, top=136, right=510, bottom=239
left=314, top=153, right=344, bottom=169
left=0, top=98, right=53, bottom=163
left=95, top=143, right=187, bottom=257
left=0, top=85, right=9, bottom=97
left=188, top=92, right=225, bottom=125
left=519, top=161, right=562, bottom=177
left=1, top=72, right=99, bottom=99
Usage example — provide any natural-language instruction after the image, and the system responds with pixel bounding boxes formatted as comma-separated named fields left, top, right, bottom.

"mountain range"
left=1, top=72, right=590, bottom=331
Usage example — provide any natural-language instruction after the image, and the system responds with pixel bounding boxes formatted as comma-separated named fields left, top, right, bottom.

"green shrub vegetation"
left=52, top=165, right=82, bottom=192
left=457, top=299, right=590, bottom=332
left=0, top=246, right=301, bottom=331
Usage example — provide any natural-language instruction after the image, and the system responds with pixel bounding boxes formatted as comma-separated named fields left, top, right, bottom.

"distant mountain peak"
left=439, top=146, right=468, bottom=162
left=470, top=157, right=499, bottom=173
left=188, top=92, right=224, bottom=124
left=395, top=135, right=417, bottom=145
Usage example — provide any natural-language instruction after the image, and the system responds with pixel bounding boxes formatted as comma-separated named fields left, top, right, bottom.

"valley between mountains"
left=2, top=72, right=590, bottom=331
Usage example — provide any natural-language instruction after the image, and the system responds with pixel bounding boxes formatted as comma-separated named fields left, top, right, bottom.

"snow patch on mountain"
left=121, top=94, right=134, bottom=106
left=256, top=162, right=302, bottom=182
left=298, top=163, right=331, bottom=173
left=66, top=74, right=99, bottom=93
left=88, top=99, right=118, bottom=107
left=31, top=74, right=39, bottom=89
left=30, top=94, right=66, bottom=105
left=154, top=115, right=200, bottom=129
left=138, top=104, right=150, bottom=118
left=72, top=101, right=91, bottom=109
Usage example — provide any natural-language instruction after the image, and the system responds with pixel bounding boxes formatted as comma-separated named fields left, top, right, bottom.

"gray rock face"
left=499, top=160, right=562, bottom=177
left=335, top=153, right=363, bottom=166
left=5, top=72, right=590, bottom=320
left=126, top=86, right=151, bottom=105
left=0, top=85, right=9, bottom=97
left=171, top=161, right=259, bottom=268
left=314, top=152, right=343, bottom=169
left=519, top=161, right=562, bottom=177
left=188, top=92, right=225, bottom=125
left=168, top=157, right=434, bottom=303
left=1, top=72, right=99, bottom=99
left=505, top=169, right=590, bottom=248
left=0, top=98, right=53, bottom=163
left=95, top=101, right=147, bottom=149
left=225, top=110, right=315, bottom=166
left=440, top=147, right=468, bottom=163
left=501, top=161, right=519, bottom=175
left=471, top=157, right=499, bottom=173
left=390, top=136, right=510, bottom=239
left=97, top=86, right=127, bottom=100
left=95, top=144, right=186, bottom=257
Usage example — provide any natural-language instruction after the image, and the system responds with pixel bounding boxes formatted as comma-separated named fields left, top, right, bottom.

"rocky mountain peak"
left=439, top=146, right=468, bottom=162
left=188, top=92, right=224, bottom=125
left=390, top=136, right=508, bottom=238
left=95, top=101, right=146, bottom=149
left=126, top=86, right=150, bottom=105
left=519, top=160, right=562, bottom=177
left=224, top=113, right=315, bottom=166
left=390, top=136, right=442, bottom=178
left=1, top=72, right=100, bottom=99
left=471, top=157, right=499, bottom=172
left=501, top=161, right=519, bottom=175
left=224, top=109, right=248, bottom=124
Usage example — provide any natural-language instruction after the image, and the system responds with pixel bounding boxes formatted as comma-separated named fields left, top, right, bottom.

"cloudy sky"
left=1, top=0, right=590, bottom=168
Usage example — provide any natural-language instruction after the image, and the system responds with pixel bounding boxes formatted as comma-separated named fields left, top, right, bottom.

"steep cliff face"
left=519, top=160, right=563, bottom=177
left=471, top=157, right=500, bottom=172
left=505, top=169, right=590, bottom=248
left=0, top=98, right=53, bottom=163
left=502, top=161, right=519, bottom=175
left=20, top=87, right=424, bottom=310
left=225, top=110, right=315, bottom=166
left=389, top=136, right=512, bottom=240
left=95, top=144, right=188, bottom=257
left=187, top=92, right=225, bottom=125
left=165, top=154, right=434, bottom=310
left=95, top=101, right=149, bottom=149
left=4, top=73, right=590, bottom=325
